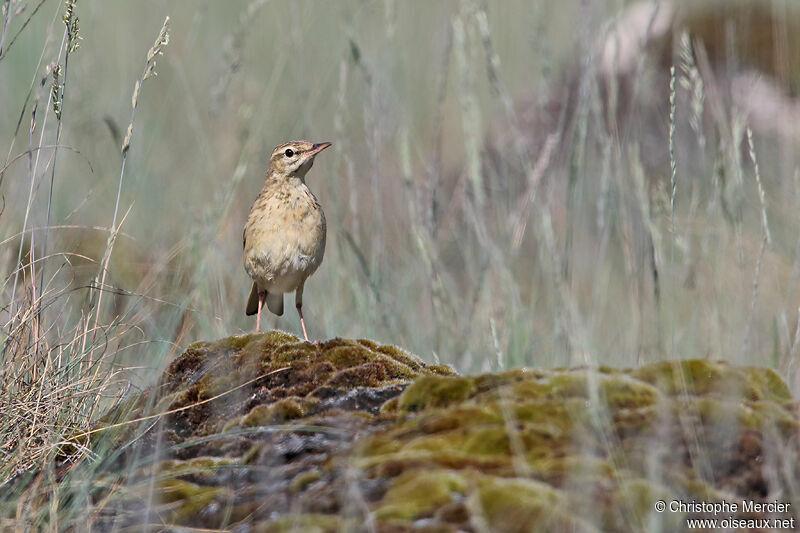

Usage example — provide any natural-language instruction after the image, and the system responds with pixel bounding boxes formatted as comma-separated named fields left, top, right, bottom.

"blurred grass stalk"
left=0, top=11, right=171, bottom=529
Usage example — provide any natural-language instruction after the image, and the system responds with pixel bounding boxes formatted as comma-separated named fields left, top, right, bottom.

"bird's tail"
left=246, top=284, right=285, bottom=316
left=245, top=283, right=259, bottom=316
left=266, top=291, right=284, bottom=316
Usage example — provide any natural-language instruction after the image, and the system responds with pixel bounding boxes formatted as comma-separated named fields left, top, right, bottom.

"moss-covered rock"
left=40, top=334, right=800, bottom=531
left=241, top=398, right=311, bottom=426
left=374, top=469, right=467, bottom=520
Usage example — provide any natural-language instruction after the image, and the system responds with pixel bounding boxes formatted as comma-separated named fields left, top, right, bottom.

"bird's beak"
left=309, top=142, right=332, bottom=156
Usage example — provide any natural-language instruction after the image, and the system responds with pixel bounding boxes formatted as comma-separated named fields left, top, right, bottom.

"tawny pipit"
left=243, top=140, right=331, bottom=340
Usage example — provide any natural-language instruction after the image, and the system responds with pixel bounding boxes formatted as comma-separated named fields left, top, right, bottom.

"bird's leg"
left=257, top=291, right=265, bottom=332
left=295, top=282, right=309, bottom=341
left=297, top=303, right=309, bottom=341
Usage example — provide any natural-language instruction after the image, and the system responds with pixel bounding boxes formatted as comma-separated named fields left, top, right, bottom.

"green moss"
left=427, top=364, right=458, bottom=376
left=610, top=478, right=683, bottom=532
left=380, top=396, right=400, bottom=413
left=750, top=400, right=799, bottom=432
left=261, top=329, right=302, bottom=346
left=293, top=339, right=431, bottom=382
left=508, top=371, right=660, bottom=410
left=323, top=344, right=380, bottom=367
left=162, top=346, right=209, bottom=391
left=474, top=368, right=542, bottom=393
left=459, top=426, right=516, bottom=456
left=374, top=469, right=467, bottom=520
left=462, top=425, right=567, bottom=462
left=156, top=456, right=239, bottom=484
left=355, top=433, right=404, bottom=456
left=269, top=341, right=320, bottom=367
left=374, top=343, right=424, bottom=371
left=198, top=369, right=240, bottom=398
left=399, top=375, right=477, bottom=412
left=159, top=479, right=228, bottom=524
left=629, top=359, right=790, bottom=403
left=242, top=398, right=308, bottom=426
left=259, top=514, right=344, bottom=532
left=510, top=398, right=585, bottom=430
left=683, top=396, right=797, bottom=434
left=291, top=470, right=322, bottom=492
left=415, top=405, right=501, bottom=434
left=357, top=338, right=380, bottom=350
left=745, top=366, right=792, bottom=402
left=633, top=360, right=721, bottom=396
left=469, top=476, right=578, bottom=533
left=206, top=334, right=260, bottom=358
left=531, top=455, right=615, bottom=481
left=222, top=416, right=244, bottom=432
left=219, top=333, right=261, bottom=351
left=323, top=362, right=392, bottom=388
left=184, top=340, right=210, bottom=352
left=599, top=375, right=661, bottom=409
left=243, top=443, right=262, bottom=464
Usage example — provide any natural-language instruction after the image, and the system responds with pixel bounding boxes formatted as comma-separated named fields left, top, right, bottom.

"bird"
left=243, top=140, right=331, bottom=340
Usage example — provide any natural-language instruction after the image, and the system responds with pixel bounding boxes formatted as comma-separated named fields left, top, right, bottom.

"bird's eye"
left=284, top=149, right=294, bottom=157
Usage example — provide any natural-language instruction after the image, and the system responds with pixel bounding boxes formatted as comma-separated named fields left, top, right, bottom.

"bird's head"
left=267, top=140, right=332, bottom=179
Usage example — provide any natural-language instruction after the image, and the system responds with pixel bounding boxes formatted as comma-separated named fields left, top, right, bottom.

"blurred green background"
left=2, top=0, right=800, bottom=385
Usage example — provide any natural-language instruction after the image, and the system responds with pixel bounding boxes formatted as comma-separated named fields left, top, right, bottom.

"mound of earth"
left=25, top=332, right=800, bottom=531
